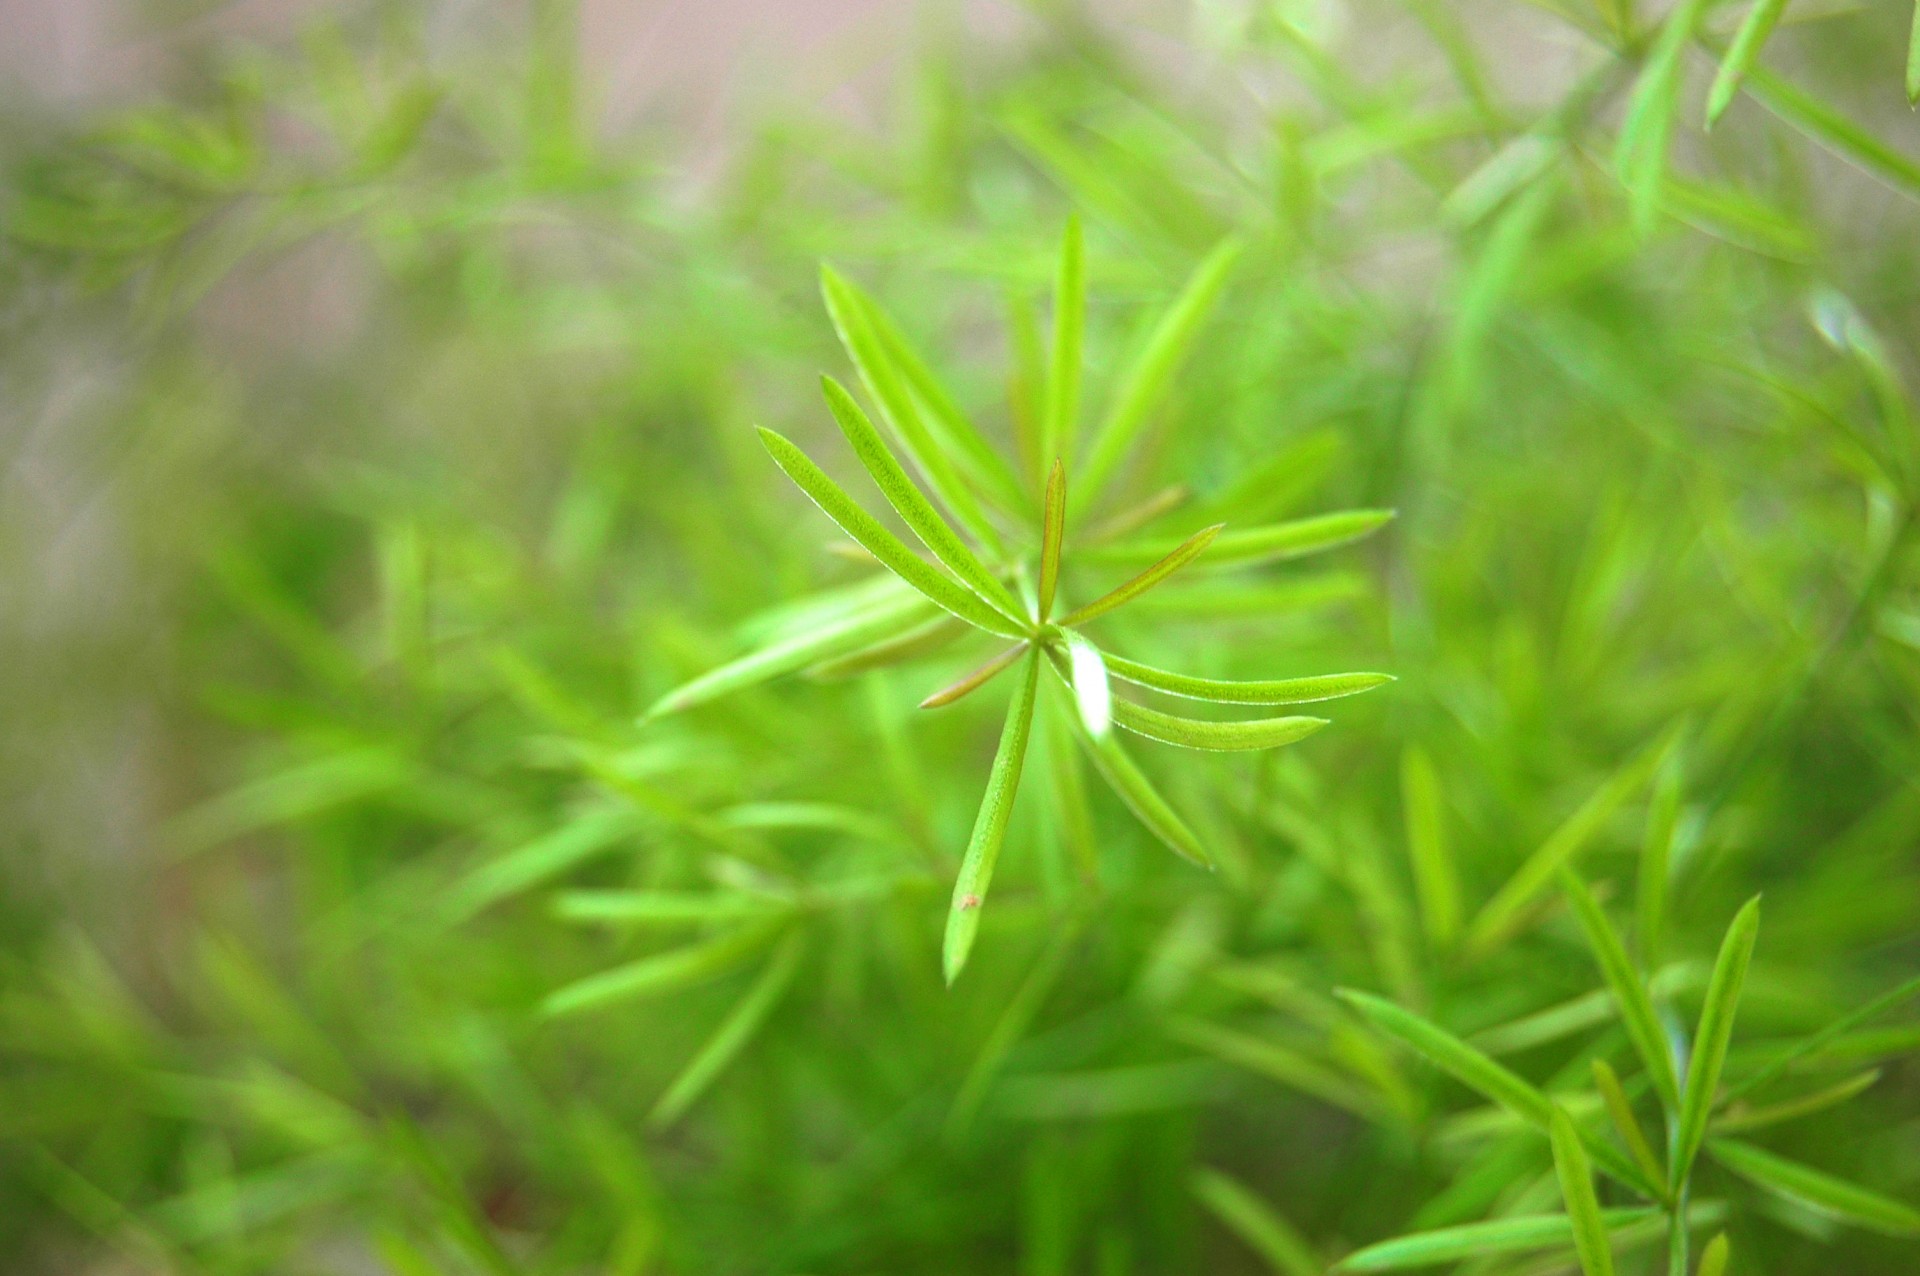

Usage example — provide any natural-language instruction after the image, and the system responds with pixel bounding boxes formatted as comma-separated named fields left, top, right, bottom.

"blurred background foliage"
left=3, top=0, right=1919, bottom=1271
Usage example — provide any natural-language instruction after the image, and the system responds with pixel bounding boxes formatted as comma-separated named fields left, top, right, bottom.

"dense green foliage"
left=4, top=1, right=1920, bottom=1272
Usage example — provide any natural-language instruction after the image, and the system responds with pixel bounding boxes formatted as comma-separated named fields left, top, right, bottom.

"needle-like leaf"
left=1337, top=1209, right=1655, bottom=1272
left=552, top=890, right=788, bottom=927
left=1616, top=0, right=1710, bottom=226
left=1088, top=509, right=1393, bottom=568
left=1038, top=459, right=1066, bottom=620
left=1724, top=973, right=1920, bottom=1103
left=1191, top=1168, right=1323, bottom=1276
left=820, top=265, right=1006, bottom=554
left=1910, top=2, right=1920, bottom=105
left=1077, top=237, right=1244, bottom=506
left=943, top=650, right=1041, bottom=984
left=758, top=428, right=1028, bottom=638
left=647, top=589, right=934, bottom=717
left=1697, top=1233, right=1730, bottom=1276
left=1464, top=730, right=1675, bottom=957
left=1715, top=1068, right=1880, bottom=1134
left=805, top=615, right=971, bottom=680
left=1113, top=700, right=1327, bottom=752
left=1106, top=656, right=1393, bottom=706
left=1550, top=1105, right=1618, bottom=1276
left=1337, top=990, right=1661, bottom=1198
left=1592, top=1059, right=1667, bottom=1196
left=542, top=919, right=786, bottom=1017
left=1059, top=524, right=1223, bottom=625
left=1638, top=754, right=1681, bottom=970
left=920, top=643, right=1028, bottom=709
left=1077, top=720, right=1211, bottom=867
left=1562, top=871, right=1681, bottom=1112
left=821, top=375, right=1024, bottom=618
left=1042, top=214, right=1085, bottom=466
left=1706, top=0, right=1790, bottom=128
left=1673, top=896, right=1762, bottom=1185
left=1401, top=747, right=1462, bottom=949
left=649, top=932, right=804, bottom=1127
left=1710, top=1138, right=1920, bottom=1235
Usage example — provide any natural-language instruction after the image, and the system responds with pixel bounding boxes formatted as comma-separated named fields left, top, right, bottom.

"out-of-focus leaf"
left=1192, top=1167, right=1322, bottom=1276
left=1166, top=1018, right=1383, bottom=1117
left=1715, top=1069, right=1879, bottom=1133
left=1549, top=1105, right=1618, bottom=1276
left=1337, top=1209, right=1655, bottom=1271
left=1710, top=1138, right=1920, bottom=1234
left=1039, top=460, right=1066, bottom=620
left=1592, top=1059, right=1666, bottom=1196
left=1042, top=214, right=1085, bottom=465
left=542, top=920, right=786, bottom=1018
left=1561, top=871, right=1681, bottom=1110
left=1401, top=747, right=1461, bottom=949
left=1077, top=237, right=1244, bottom=505
left=650, top=932, right=805, bottom=1126
left=1706, top=0, right=1792, bottom=127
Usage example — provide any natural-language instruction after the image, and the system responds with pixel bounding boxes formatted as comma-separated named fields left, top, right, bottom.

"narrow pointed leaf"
left=1337, top=990, right=1660, bottom=1197
left=1910, top=2, right=1920, bottom=105
left=1168, top=1018, right=1384, bottom=1118
left=805, top=614, right=970, bottom=680
left=1339, top=989, right=1552, bottom=1125
left=1038, top=459, right=1066, bottom=620
left=1192, top=1168, right=1322, bottom=1276
left=1042, top=214, right=1085, bottom=465
left=542, top=920, right=785, bottom=1018
left=1113, top=699, right=1327, bottom=752
left=1726, top=974, right=1920, bottom=1102
left=1673, top=897, right=1762, bottom=1184
left=1638, top=755, right=1681, bottom=969
left=1106, top=655, right=1393, bottom=706
left=1078, top=720, right=1211, bottom=866
left=1065, top=632, right=1111, bottom=738
left=1060, top=524, right=1223, bottom=626
left=821, top=375, right=1023, bottom=617
left=1089, top=509, right=1394, bottom=568
left=863, top=291, right=1029, bottom=513
left=648, top=589, right=932, bottom=716
left=1402, top=747, right=1462, bottom=949
left=943, top=650, right=1041, bottom=984
left=1716, top=1069, right=1880, bottom=1134
left=1592, top=1059, right=1667, bottom=1196
left=1616, top=0, right=1709, bottom=226
left=1464, top=731, right=1675, bottom=957
left=820, top=265, right=1005, bottom=553
left=1562, top=871, right=1681, bottom=1111
left=553, top=890, right=788, bottom=928
left=920, top=643, right=1028, bottom=709
left=1338, top=1209, right=1655, bottom=1271
left=1706, top=0, right=1789, bottom=127
left=1550, top=1106, right=1618, bottom=1276
left=649, top=932, right=804, bottom=1126
left=1078, top=237, right=1244, bottom=505
left=1697, top=1233, right=1730, bottom=1276
left=1742, top=63, right=1920, bottom=198
left=1710, top=1138, right=1920, bottom=1235
left=758, top=428, right=1027, bottom=638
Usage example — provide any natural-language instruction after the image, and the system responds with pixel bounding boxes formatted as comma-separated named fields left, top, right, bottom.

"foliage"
left=3, top=0, right=1920, bottom=1273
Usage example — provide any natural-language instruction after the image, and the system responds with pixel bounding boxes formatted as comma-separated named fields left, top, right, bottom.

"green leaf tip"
left=942, top=650, right=1042, bottom=984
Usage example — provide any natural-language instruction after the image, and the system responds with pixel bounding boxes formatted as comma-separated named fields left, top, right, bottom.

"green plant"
left=649, top=223, right=1391, bottom=981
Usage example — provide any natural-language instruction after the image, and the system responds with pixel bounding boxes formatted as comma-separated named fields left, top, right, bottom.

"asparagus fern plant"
left=648, top=218, right=1392, bottom=981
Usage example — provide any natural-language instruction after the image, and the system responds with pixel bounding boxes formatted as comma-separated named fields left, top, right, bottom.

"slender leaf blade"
left=1043, top=214, right=1085, bottom=465
left=1706, top=0, right=1791, bottom=127
left=1711, top=1138, right=1920, bottom=1235
left=821, top=374, right=1023, bottom=618
left=758, top=428, right=1027, bottom=638
left=1338, top=1209, right=1655, bottom=1271
left=1113, top=699, right=1327, bottom=752
left=649, top=932, right=805, bottom=1126
left=1674, top=896, right=1762, bottom=1183
left=1562, top=871, right=1681, bottom=1111
left=1550, top=1105, right=1618, bottom=1276
left=1060, top=524, right=1223, bottom=626
left=1106, top=655, right=1393, bottom=706
left=1192, top=1168, right=1322, bottom=1276
left=1039, top=459, right=1066, bottom=620
left=943, top=650, right=1042, bottom=984
left=1402, top=747, right=1462, bottom=949
left=1078, top=236, right=1244, bottom=505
